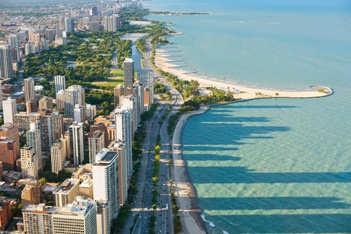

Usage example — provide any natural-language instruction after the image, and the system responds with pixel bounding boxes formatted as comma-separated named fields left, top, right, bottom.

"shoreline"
left=172, top=106, right=209, bottom=234
left=159, top=36, right=333, bottom=234
left=156, top=48, right=333, bottom=101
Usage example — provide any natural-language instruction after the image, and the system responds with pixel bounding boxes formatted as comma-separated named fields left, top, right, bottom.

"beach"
left=155, top=49, right=332, bottom=100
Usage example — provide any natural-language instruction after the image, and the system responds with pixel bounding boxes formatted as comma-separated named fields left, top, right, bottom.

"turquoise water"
left=146, top=0, right=351, bottom=233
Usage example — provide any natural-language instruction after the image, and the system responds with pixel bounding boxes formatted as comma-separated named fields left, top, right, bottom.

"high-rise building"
left=89, top=7, right=99, bottom=16
left=88, top=130, right=105, bottom=163
left=22, top=197, right=97, bottom=234
left=69, top=122, right=84, bottom=166
left=21, top=183, right=41, bottom=206
left=0, top=44, right=13, bottom=78
left=15, top=112, right=41, bottom=131
left=54, top=75, right=66, bottom=95
left=8, top=34, right=18, bottom=48
left=112, top=141, right=128, bottom=206
left=135, top=81, right=144, bottom=115
left=74, top=104, right=85, bottom=123
left=58, top=16, right=65, bottom=31
left=26, top=99, right=38, bottom=113
left=24, top=78, right=35, bottom=102
left=120, top=95, right=138, bottom=134
left=52, top=112, right=64, bottom=141
left=138, top=69, right=154, bottom=109
left=2, top=97, right=17, bottom=124
left=96, top=202, right=110, bottom=234
left=0, top=123, right=19, bottom=158
left=93, top=149, right=119, bottom=222
left=103, top=14, right=121, bottom=32
left=40, top=112, right=54, bottom=155
left=115, top=108, right=132, bottom=178
left=123, top=58, right=134, bottom=90
left=0, top=81, right=3, bottom=110
left=56, top=89, right=65, bottom=111
left=38, top=96, right=53, bottom=111
left=85, top=104, right=96, bottom=120
left=51, top=140, right=65, bottom=174
left=64, top=17, right=73, bottom=34
left=8, top=34, right=20, bottom=62
left=26, top=122, right=42, bottom=169
left=60, top=131, right=71, bottom=161
left=20, top=146, right=39, bottom=179
left=0, top=138, right=17, bottom=169
left=113, top=85, right=124, bottom=108
left=53, top=178, right=80, bottom=207
left=64, top=85, right=85, bottom=118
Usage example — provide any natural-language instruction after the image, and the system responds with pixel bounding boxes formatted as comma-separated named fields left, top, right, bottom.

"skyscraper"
left=69, top=122, right=84, bottom=166
left=123, top=58, right=134, bottom=90
left=88, top=130, right=105, bottom=163
left=64, top=17, right=73, bottom=34
left=51, top=140, right=65, bottom=174
left=2, top=97, right=17, bottom=124
left=26, top=122, right=42, bottom=169
left=113, top=85, right=124, bottom=107
left=103, top=14, right=121, bottom=32
left=92, top=149, right=119, bottom=222
left=54, top=75, right=66, bottom=95
left=22, top=197, right=97, bottom=234
left=85, top=104, right=96, bottom=120
left=112, top=141, right=128, bottom=206
left=115, top=108, right=132, bottom=178
left=24, top=78, right=35, bottom=102
left=20, top=146, right=39, bottom=179
left=56, top=90, right=65, bottom=111
left=0, top=44, right=13, bottom=78
left=74, top=104, right=85, bottom=123
left=120, top=95, right=138, bottom=134
left=64, top=85, right=85, bottom=118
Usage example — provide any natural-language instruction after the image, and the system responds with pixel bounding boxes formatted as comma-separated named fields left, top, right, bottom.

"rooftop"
left=95, top=149, right=118, bottom=164
left=53, top=178, right=79, bottom=194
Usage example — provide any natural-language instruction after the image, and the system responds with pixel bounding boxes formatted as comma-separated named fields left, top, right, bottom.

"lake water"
left=146, top=0, right=351, bottom=233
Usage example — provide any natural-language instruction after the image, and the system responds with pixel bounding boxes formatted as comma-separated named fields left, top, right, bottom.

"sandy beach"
left=156, top=49, right=333, bottom=100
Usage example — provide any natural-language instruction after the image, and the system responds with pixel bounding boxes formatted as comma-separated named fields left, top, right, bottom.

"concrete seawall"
left=171, top=106, right=209, bottom=234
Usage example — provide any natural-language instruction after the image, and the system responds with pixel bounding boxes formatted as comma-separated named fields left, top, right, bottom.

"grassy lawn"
left=92, top=79, right=124, bottom=89
left=111, top=68, right=124, bottom=77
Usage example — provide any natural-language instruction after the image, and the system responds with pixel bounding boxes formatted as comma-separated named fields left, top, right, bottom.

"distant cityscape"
left=0, top=0, right=159, bottom=233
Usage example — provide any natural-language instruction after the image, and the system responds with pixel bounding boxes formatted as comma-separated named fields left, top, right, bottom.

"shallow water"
left=145, top=0, right=351, bottom=233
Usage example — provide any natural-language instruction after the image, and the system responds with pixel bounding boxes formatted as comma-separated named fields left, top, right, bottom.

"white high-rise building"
left=93, top=149, right=119, bottom=223
left=54, top=75, right=66, bottom=95
left=85, top=104, right=97, bottom=120
left=74, top=104, right=85, bottom=123
left=0, top=44, right=13, bottom=78
left=103, top=14, right=121, bottom=32
left=120, top=95, right=137, bottom=134
left=69, top=122, right=84, bottom=166
left=2, top=97, right=17, bottom=124
left=115, top=108, right=132, bottom=178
